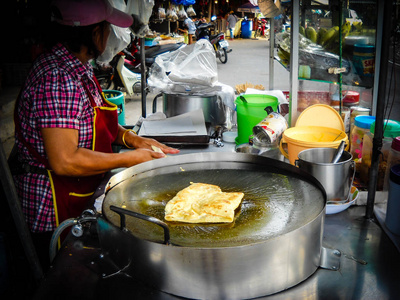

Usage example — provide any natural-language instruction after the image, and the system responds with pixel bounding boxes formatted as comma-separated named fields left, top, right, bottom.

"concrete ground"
left=1, top=37, right=399, bottom=158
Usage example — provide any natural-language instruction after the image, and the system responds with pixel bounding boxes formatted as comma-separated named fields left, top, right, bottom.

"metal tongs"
left=331, top=141, right=346, bottom=164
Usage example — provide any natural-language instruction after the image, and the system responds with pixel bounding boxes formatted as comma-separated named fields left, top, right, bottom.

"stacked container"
left=359, top=120, right=400, bottom=189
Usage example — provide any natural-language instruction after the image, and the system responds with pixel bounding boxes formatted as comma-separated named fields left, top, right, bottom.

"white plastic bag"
left=148, top=40, right=218, bottom=90
left=158, top=7, right=166, bottom=19
left=166, top=6, right=179, bottom=22
left=177, top=5, right=188, bottom=20
left=187, top=5, right=196, bottom=17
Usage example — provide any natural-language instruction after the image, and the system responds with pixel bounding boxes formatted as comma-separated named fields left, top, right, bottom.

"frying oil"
left=106, top=169, right=323, bottom=248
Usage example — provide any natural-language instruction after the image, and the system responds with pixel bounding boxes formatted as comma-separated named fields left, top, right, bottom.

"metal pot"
left=153, top=93, right=231, bottom=126
left=98, top=153, right=336, bottom=299
left=296, top=148, right=355, bottom=201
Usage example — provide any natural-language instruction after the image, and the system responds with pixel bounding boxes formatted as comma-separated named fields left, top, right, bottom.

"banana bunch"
left=317, top=21, right=351, bottom=54
left=305, top=27, right=317, bottom=43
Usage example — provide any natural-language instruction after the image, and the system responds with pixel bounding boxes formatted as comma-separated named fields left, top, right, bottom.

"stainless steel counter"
left=33, top=141, right=400, bottom=299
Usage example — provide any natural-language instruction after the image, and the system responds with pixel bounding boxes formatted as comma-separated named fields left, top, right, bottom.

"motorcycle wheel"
left=98, top=76, right=115, bottom=90
left=218, top=47, right=228, bottom=64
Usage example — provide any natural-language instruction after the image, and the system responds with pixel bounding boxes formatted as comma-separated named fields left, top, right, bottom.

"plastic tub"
left=234, top=94, right=278, bottom=145
left=279, top=126, right=349, bottom=165
left=103, top=90, right=126, bottom=125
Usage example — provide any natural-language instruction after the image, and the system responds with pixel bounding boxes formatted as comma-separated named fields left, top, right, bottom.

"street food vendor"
left=10, top=0, right=179, bottom=269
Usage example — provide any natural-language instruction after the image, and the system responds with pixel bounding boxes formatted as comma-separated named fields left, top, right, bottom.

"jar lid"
left=392, top=137, right=400, bottom=152
left=351, top=106, right=370, bottom=113
left=354, top=44, right=375, bottom=53
left=345, top=36, right=368, bottom=46
left=370, top=119, right=400, bottom=137
left=342, top=91, right=360, bottom=106
left=295, top=104, right=345, bottom=131
left=390, top=164, right=400, bottom=185
left=354, top=115, right=375, bottom=129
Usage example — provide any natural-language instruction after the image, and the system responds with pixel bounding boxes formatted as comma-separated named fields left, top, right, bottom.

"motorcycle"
left=195, top=16, right=230, bottom=64
left=254, top=18, right=270, bottom=40
left=94, top=36, right=185, bottom=95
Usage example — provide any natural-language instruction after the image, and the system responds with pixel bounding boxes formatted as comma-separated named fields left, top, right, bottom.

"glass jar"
left=359, top=120, right=400, bottom=189
left=350, top=106, right=370, bottom=133
left=350, top=115, right=375, bottom=163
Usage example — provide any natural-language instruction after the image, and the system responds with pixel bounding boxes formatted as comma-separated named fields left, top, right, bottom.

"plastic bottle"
left=350, top=115, right=375, bottom=163
left=385, top=164, right=400, bottom=235
left=359, top=120, right=400, bottom=189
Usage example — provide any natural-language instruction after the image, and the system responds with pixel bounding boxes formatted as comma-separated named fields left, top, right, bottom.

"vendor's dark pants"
left=31, top=231, right=53, bottom=272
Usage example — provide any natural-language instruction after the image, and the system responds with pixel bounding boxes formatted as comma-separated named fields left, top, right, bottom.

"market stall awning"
left=237, top=2, right=261, bottom=13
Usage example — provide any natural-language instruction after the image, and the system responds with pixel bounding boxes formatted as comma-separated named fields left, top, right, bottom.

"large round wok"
left=98, top=152, right=327, bottom=299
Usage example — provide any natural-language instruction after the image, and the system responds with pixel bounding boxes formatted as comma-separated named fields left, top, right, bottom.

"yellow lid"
left=295, top=104, right=345, bottom=131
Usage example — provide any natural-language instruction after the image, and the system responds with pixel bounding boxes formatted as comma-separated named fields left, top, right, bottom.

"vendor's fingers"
left=151, top=141, right=180, bottom=154
left=139, top=147, right=165, bottom=158
left=126, top=149, right=164, bottom=166
left=158, top=145, right=180, bottom=154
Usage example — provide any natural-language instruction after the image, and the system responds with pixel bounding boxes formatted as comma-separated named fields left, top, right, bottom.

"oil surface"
left=104, top=167, right=324, bottom=247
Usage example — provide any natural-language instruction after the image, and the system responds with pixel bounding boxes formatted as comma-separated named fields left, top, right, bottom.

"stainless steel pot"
left=153, top=93, right=231, bottom=126
left=296, top=148, right=355, bottom=201
left=98, top=153, right=333, bottom=299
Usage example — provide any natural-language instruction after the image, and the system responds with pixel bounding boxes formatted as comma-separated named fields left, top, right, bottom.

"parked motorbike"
left=254, top=18, right=270, bottom=39
left=195, top=17, right=230, bottom=64
left=94, top=36, right=185, bottom=95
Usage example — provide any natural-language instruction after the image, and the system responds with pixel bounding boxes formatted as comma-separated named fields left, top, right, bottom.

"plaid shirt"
left=14, top=43, right=104, bottom=232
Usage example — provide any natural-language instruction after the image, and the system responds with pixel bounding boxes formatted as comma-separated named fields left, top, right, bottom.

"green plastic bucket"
left=103, top=90, right=125, bottom=125
left=234, top=94, right=279, bottom=145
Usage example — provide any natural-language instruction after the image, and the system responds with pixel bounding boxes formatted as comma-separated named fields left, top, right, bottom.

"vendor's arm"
left=41, top=127, right=177, bottom=177
left=115, top=125, right=180, bottom=154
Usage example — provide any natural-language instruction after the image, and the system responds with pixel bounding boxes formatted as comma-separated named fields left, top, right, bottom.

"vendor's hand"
left=124, top=148, right=166, bottom=166
left=125, top=132, right=180, bottom=155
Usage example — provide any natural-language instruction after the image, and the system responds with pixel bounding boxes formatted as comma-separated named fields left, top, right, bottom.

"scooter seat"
left=145, top=43, right=184, bottom=57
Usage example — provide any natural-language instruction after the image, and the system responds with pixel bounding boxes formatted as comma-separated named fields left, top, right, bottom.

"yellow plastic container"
left=280, top=126, right=349, bottom=165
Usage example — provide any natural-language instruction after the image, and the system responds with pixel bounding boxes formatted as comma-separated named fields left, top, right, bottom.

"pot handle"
left=110, top=205, right=171, bottom=245
left=279, top=136, right=289, bottom=159
left=152, top=93, right=163, bottom=114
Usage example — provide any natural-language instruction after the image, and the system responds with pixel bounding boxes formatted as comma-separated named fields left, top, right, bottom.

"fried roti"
left=164, top=183, right=244, bottom=223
